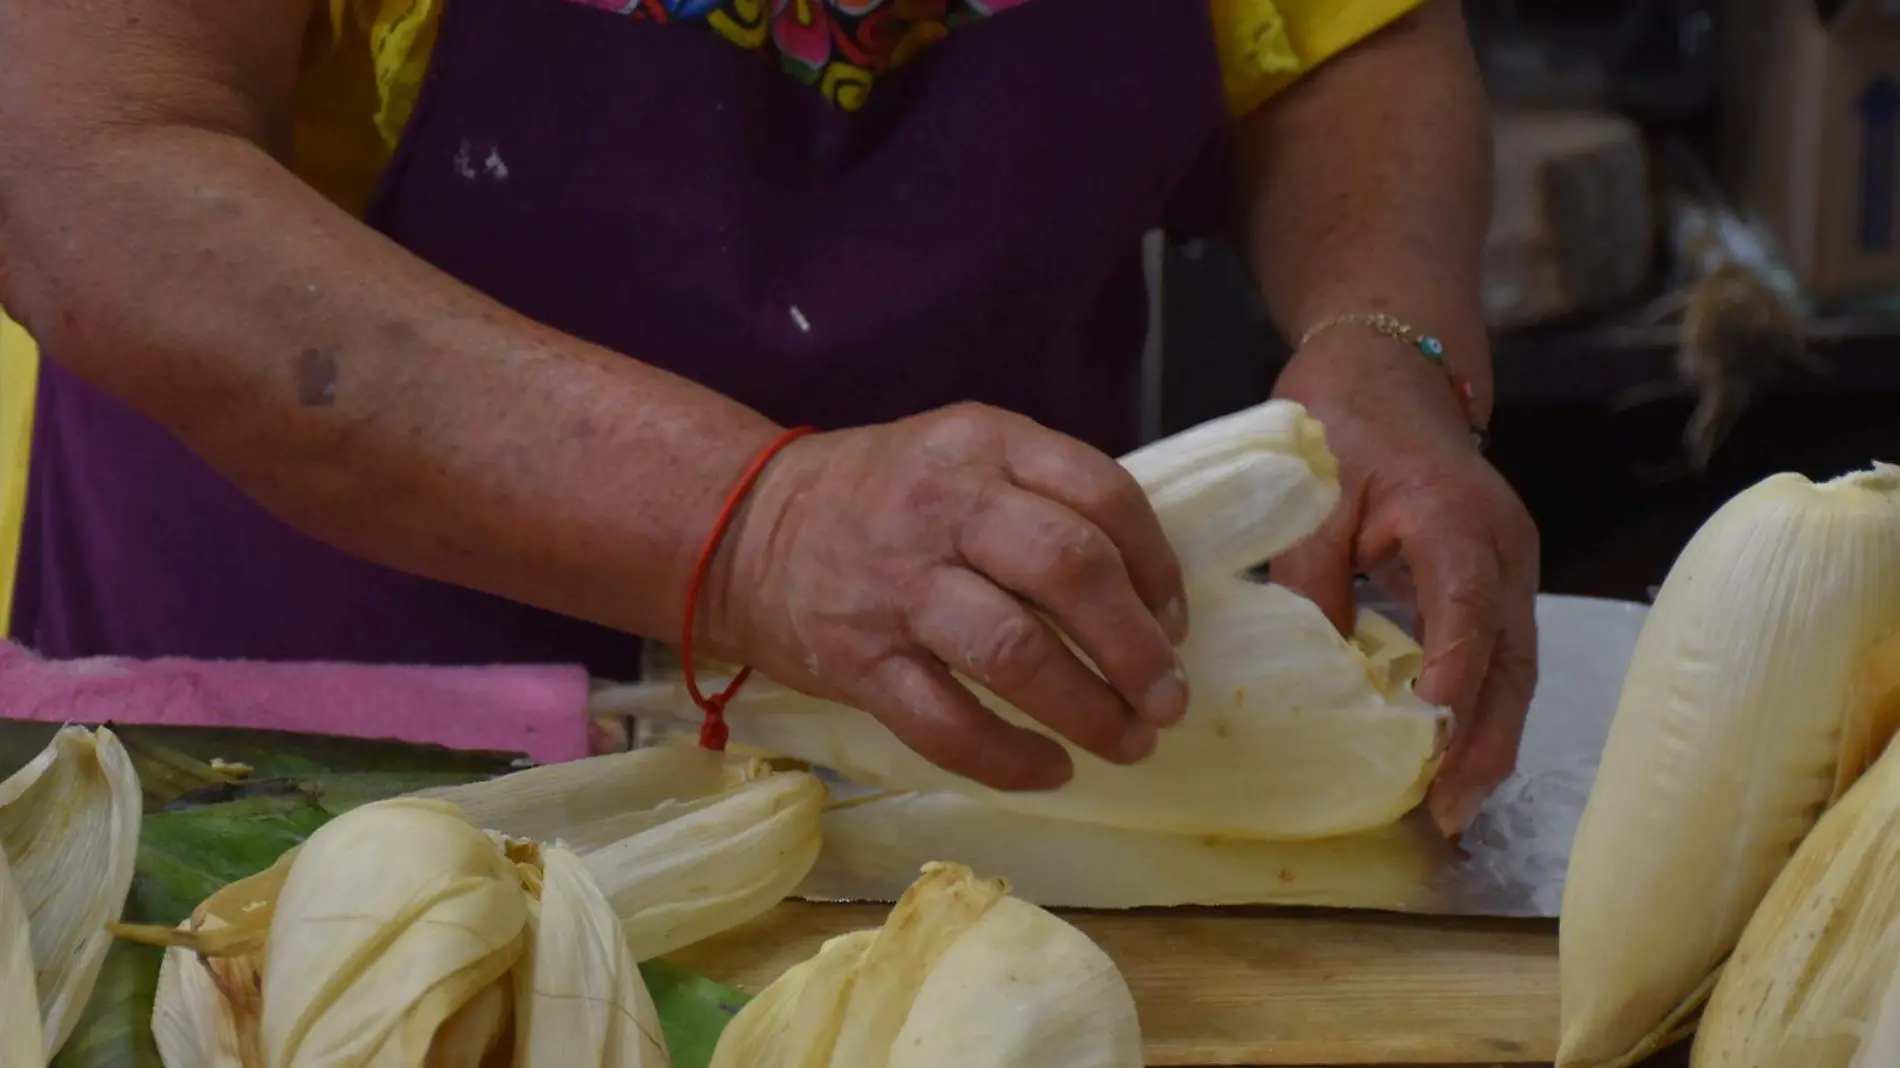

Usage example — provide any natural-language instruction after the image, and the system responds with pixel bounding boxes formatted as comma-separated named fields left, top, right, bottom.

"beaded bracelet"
left=1296, top=312, right=1489, bottom=451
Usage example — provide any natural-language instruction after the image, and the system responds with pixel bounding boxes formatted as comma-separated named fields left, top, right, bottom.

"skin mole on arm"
left=294, top=346, right=339, bottom=406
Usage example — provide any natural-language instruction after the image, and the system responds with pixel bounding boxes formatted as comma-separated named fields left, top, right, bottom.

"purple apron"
left=12, top=0, right=1231, bottom=676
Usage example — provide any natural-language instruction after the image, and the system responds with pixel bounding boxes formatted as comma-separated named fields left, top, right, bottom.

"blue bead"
left=1419, top=336, right=1446, bottom=360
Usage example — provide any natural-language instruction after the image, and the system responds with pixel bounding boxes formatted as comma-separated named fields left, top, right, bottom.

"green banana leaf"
left=0, top=722, right=750, bottom=1068
left=48, top=942, right=168, bottom=1068
left=645, top=958, right=754, bottom=1067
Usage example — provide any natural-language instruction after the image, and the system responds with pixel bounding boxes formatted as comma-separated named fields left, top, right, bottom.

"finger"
left=1002, top=430, right=1189, bottom=643
left=909, top=566, right=1156, bottom=764
left=854, top=652, right=1075, bottom=792
left=1404, top=529, right=1504, bottom=724
left=1429, top=588, right=1538, bottom=834
left=1428, top=522, right=1540, bottom=832
left=959, top=484, right=1188, bottom=727
left=1366, top=559, right=1419, bottom=618
left=1269, top=507, right=1361, bottom=636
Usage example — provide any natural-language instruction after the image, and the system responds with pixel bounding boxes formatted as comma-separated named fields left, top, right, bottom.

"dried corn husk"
left=0, top=845, right=43, bottom=1068
left=1126, top=397, right=1341, bottom=583
left=145, top=854, right=293, bottom=1066
left=152, top=915, right=261, bottom=1068
left=423, top=747, right=826, bottom=960
left=614, top=595, right=1441, bottom=842
left=1559, top=466, right=1900, bottom=1068
left=516, top=845, right=670, bottom=1065
left=1693, top=732, right=1900, bottom=1067
left=710, top=862, right=1142, bottom=1068
left=144, top=848, right=299, bottom=1065
left=262, top=799, right=531, bottom=1065
left=421, top=744, right=739, bottom=844
left=802, top=790, right=1445, bottom=911
left=710, top=929, right=876, bottom=1067
left=1852, top=964, right=1900, bottom=1068
left=0, top=725, right=142, bottom=1060
left=132, top=797, right=674, bottom=1068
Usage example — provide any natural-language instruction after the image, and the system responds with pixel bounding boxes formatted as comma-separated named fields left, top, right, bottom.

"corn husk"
left=261, top=799, right=531, bottom=1065
left=133, top=797, right=675, bottom=1068
left=709, top=929, right=877, bottom=1066
left=1852, top=964, right=1900, bottom=1068
left=515, top=845, right=670, bottom=1065
left=1693, top=733, right=1900, bottom=1067
left=618, top=596, right=1441, bottom=842
left=597, top=401, right=1448, bottom=843
left=152, top=916, right=261, bottom=1068
left=0, top=725, right=142, bottom=1060
left=1127, top=397, right=1340, bottom=584
left=710, top=862, right=1142, bottom=1068
left=420, top=744, right=740, bottom=844
left=422, top=746, right=826, bottom=960
left=0, top=844, right=44, bottom=1068
left=802, top=790, right=1445, bottom=911
left=1558, top=466, right=1900, bottom=1068
left=146, top=843, right=299, bottom=1066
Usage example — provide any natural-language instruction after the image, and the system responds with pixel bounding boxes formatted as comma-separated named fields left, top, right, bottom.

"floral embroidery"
left=561, top=0, right=999, bottom=111
left=771, top=0, right=830, bottom=72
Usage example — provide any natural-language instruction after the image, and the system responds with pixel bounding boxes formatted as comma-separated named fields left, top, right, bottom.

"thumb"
left=1269, top=521, right=1359, bottom=636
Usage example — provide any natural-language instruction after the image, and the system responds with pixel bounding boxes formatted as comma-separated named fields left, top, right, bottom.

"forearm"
left=1235, top=0, right=1494, bottom=417
left=0, top=125, right=779, bottom=640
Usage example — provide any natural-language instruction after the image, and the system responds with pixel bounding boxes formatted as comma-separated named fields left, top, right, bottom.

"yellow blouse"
left=0, top=0, right=1422, bottom=625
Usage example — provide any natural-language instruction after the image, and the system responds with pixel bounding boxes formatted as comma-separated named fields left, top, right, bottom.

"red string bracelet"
left=681, top=425, right=817, bottom=751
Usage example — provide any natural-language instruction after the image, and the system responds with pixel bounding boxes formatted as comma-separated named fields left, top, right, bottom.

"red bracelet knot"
left=680, top=427, right=816, bottom=751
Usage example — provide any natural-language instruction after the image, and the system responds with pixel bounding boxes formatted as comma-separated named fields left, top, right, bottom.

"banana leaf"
left=645, top=958, right=754, bottom=1067
left=46, top=943, right=167, bottom=1068
left=0, top=722, right=749, bottom=1068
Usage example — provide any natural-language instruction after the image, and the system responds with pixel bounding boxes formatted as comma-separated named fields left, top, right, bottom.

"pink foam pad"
left=0, top=642, right=590, bottom=764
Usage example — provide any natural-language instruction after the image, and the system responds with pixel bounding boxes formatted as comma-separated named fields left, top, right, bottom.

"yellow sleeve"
left=334, top=0, right=444, bottom=151
left=336, top=1, right=1410, bottom=162
left=0, top=313, right=37, bottom=630
left=288, top=1, right=444, bottom=218
left=1212, top=0, right=1428, bottom=117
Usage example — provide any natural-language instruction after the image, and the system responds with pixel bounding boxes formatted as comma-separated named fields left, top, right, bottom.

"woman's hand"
left=1270, top=335, right=1541, bottom=836
left=708, top=404, right=1192, bottom=792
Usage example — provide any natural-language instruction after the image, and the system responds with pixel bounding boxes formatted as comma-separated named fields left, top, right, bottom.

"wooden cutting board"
left=667, top=902, right=1560, bottom=1066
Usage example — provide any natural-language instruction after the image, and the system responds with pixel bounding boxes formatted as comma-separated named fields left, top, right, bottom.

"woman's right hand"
left=707, top=403, right=1192, bottom=791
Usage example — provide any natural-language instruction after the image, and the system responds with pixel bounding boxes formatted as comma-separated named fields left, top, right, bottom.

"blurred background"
left=1155, top=0, right=1900, bottom=601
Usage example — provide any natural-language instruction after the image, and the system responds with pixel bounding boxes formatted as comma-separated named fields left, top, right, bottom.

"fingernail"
left=1415, top=662, right=1452, bottom=710
left=1143, top=661, right=1190, bottom=727
left=1024, top=748, right=1076, bottom=791
left=1159, top=597, right=1190, bottom=645
left=1428, top=785, right=1483, bottom=838
left=1119, top=720, right=1159, bottom=762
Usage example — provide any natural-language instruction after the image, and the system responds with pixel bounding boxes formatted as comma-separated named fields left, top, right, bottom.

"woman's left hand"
left=1268, top=332, right=1540, bottom=836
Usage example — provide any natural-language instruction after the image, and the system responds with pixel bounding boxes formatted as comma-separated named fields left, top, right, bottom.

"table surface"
left=671, top=901, right=1567, bottom=1067
left=670, top=899, right=1709, bottom=1068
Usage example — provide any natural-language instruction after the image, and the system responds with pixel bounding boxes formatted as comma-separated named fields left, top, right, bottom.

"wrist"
left=1275, top=327, right=1489, bottom=450
left=689, top=425, right=816, bottom=665
left=1284, top=306, right=1493, bottom=430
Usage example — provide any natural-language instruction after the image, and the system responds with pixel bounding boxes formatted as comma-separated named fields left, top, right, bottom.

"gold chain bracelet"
left=1296, top=312, right=1488, bottom=451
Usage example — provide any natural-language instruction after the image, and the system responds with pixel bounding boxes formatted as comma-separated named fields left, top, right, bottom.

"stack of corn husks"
left=1556, top=464, right=1900, bottom=1068
left=126, top=742, right=1145, bottom=1067
left=121, top=746, right=822, bottom=1067
left=596, top=399, right=1458, bottom=913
